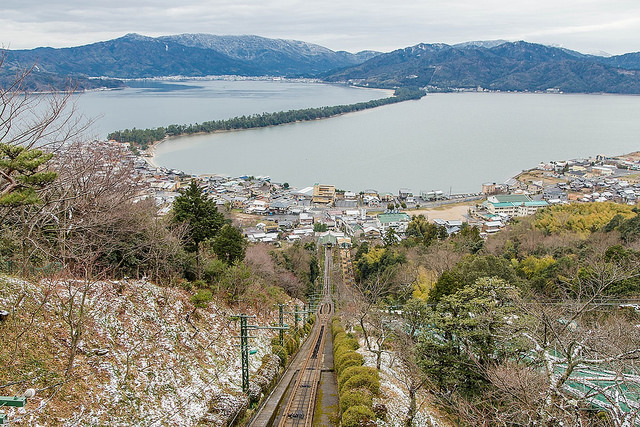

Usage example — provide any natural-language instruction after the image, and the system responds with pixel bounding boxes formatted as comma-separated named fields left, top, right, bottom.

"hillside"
left=324, top=41, right=640, bottom=93
left=160, top=33, right=380, bottom=75
left=0, top=276, right=294, bottom=425
left=2, top=33, right=379, bottom=80
left=4, top=35, right=640, bottom=93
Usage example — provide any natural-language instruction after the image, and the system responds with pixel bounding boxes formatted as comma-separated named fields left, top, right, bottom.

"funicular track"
left=276, top=302, right=331, bottom=426
left=248, top=247, right=334, bottom=427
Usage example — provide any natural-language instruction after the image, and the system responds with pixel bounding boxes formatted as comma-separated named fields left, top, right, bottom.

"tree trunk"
left=405, top=387, right=417, bottom=427
left=196, top=242, right=201, bottom=279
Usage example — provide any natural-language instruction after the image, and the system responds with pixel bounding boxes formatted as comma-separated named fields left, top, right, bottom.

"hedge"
left=331, top=316, right=380, bottom=424
left=338, top=366, right=378, bottom=392
left=340, top=389, right=373, bottom=414
left=341, top=371, right=380, bottom=396
left=342, top=405, right=376, bottom=427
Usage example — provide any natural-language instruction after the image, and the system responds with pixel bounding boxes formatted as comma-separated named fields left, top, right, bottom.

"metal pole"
left=279, top=304, right=284, bottom=347
left=240, top=314, right=249, bottom=394
left=294, top=304, right=299, bottom=331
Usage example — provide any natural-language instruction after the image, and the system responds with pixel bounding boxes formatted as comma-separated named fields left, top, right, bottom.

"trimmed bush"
left=338, top=366, right=377, bottom=391
left=335, top=338, right=359, bottom=354
left=335, top=351, right=364, bottom=373
left=272, top=345, right=288, bottom=367
left=341, top=371, right=380, bottom=396
left=336, top=354, right=365, bottom=376
left=331, top=316, right=380, bottom=425
left=342, top=405, right=376, bottom=427
left=334, top=331, right=347, bottom=343
left=340, top=389, right=373, bottom=413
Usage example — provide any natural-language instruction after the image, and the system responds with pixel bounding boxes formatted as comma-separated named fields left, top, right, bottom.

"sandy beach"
left=406, top=203, right=475, bottom=222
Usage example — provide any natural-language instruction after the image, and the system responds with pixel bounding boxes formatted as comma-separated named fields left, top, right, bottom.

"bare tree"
left=490, top=247, right=640, bottom=426
left=0, top=53, right=88, bottom=151
left=389, top=332, right=432, bottom=427
left=351, top=269, right=399, bottom=370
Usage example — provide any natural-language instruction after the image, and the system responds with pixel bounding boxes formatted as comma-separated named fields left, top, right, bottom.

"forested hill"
left=323, top=41, right=640, bottom=93
left=5, top=35, right=640, bottom=93
left=2, top=33, right=379, bottom=81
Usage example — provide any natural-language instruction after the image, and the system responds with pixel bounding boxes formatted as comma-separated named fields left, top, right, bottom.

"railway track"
left=276, top=302, right=331, bottom=426
left=248, top=247, right=335, bottom=427
left=277, top=248, right=333, bottom=426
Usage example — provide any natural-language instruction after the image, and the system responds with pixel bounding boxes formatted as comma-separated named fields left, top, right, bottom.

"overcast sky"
left=2, top=0, right=640, bottom=55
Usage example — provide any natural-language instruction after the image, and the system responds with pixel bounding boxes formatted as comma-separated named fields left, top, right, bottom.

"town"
left=105, top=140, right=640, bottom=245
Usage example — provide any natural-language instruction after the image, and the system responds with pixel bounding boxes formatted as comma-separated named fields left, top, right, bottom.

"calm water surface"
left=75, top=80, right=640, bottom=194
left=153, top=91, right=640, bottom=193
left=77, top=79, right=390, bottom=139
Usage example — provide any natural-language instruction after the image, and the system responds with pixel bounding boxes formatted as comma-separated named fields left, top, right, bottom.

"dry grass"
left=0, top=275, right=294, bottom=425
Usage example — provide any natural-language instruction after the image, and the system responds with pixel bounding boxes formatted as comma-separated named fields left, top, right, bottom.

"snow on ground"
left=357, top=345, right=449, bottom=427
left=1, top=276, right=298, bottom=426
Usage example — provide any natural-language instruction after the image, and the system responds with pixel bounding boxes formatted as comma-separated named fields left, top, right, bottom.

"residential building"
left=377, top=212, right=411, bottom=234
left=312, top=183, right=336, bottom=205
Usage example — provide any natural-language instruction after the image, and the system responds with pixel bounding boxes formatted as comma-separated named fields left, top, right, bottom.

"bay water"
left=76, top=80, right=640, bottom=194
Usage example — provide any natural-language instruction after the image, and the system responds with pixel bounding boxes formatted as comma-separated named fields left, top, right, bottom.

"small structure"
left=398, top=188, right=414, bottom=200
left=312, top=184, right=335, bottom=205
left=485, top=194, right=549, bottom=217
left=377, top=212, right=411, bottom=234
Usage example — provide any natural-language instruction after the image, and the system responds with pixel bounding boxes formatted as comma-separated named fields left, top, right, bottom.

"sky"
left=2, top=0, right=640, bottom=55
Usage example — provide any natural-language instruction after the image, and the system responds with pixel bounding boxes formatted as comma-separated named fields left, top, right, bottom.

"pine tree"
left=172, top=179, right=226, bottom=275
left=0, top=143, right=57, bottom=206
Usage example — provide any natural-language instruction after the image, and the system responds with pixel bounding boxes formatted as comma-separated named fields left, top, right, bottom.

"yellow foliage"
left=518, top=255, right=556, bottom=279
left=534, top=202, right=636, bottom=235
left=412, top=266, right=437, bottom=300
left=361, top=247, right=385, bottom=265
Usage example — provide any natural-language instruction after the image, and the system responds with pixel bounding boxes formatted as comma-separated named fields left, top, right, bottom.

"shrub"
left=203, top=258, right=226, bottom=282
left=272, top=345, right=288, bottom=367
left=336, top=354, right=365, bottom=376
left=284, top=335, right=298, bottom=355
left=334, top=338, right=359, bottom=359
left=340, top=389, right=373, bottom=413
left=338, top=366, right=377, bottom=391
left=334, top=331, right=347, bottom=343
left=331, top=316, right=380, bottom=424
left=342, top=405, right=376, bottom=427
left=335, top=351, right=364, bottom=373
left=190, top=289, right=213, bottom=308
left=341, top=371, right=380, bottom=396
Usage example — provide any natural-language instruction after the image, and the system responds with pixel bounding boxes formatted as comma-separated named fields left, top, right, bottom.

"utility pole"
left=233, top=313, right=289, bottom=394
left=278, top=304, right=284, bottom=347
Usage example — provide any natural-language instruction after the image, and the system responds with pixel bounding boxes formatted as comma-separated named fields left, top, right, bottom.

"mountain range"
left=324, top=41, right=640, bottom=93
left=1, top=33, right=377, bottom=90
left=3, top=34, right=640, bottom=93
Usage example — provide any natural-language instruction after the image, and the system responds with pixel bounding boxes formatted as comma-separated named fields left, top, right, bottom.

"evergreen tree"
left=211, top=224, right=246, bottom=264
left=172, top=180, right=226, bottom=274
left=0, top=143, right=57, bottom=206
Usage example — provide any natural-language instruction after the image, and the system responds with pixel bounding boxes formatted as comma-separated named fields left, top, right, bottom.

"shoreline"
left=144, top=86, right=399, bottom=164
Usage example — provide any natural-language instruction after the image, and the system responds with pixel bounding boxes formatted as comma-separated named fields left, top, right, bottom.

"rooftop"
left=377, top=213, right=411, bottom=223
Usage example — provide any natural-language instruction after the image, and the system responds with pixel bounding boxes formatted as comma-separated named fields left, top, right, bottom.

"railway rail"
left=248, top=247, right=334, bottom=427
